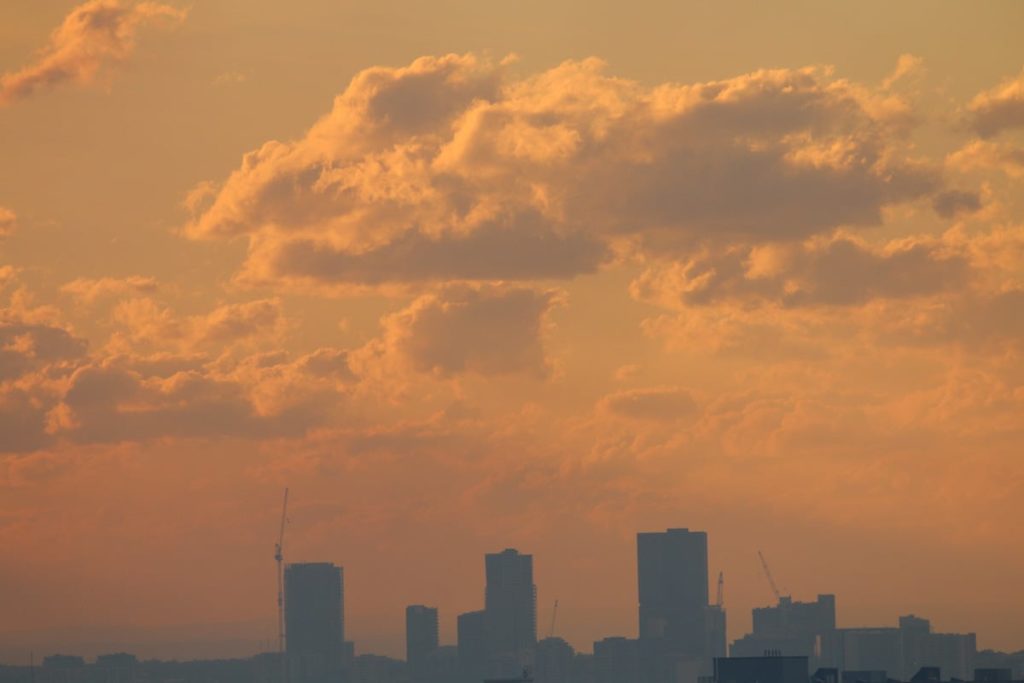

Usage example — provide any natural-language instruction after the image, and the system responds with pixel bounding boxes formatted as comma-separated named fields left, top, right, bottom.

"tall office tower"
left=484, top=548, right=537, bottom=676
left=458, top=610, right=487, bottom=683
left=286, top=562, right=345, bottom=683
left=406, top=605, right=440, bottom=682
left=637, top=528, right=711, bottom=682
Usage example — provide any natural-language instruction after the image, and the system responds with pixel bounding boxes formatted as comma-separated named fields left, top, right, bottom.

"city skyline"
left=0, top=527, right=1010, bottom=683
left=2, top=0, right=1024, bottom=670
left=0, top=527, right=1010, bottom=666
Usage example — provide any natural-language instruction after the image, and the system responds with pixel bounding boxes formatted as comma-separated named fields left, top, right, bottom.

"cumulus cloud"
left=599, top=386, right=699, bottom=421
left=0, top=0, right=186, bottom=106
left=61, top=275, right=159, bottom=304
left=185, top=54, right=937, bottom=291
left=50, top=362, right=320, bottom=444
left=0, top=320, right=88, bottom=382
left=108, top=297, right=286, bottom=353
left=631, top=234, right=971, bottom=309
left=947, top=140, right=1024, bottom=179
left=0, top=207, right=16, bottom=238
left=969, top=67, right=1024, bottom=137
left=362, top=284, right=561, bottom=378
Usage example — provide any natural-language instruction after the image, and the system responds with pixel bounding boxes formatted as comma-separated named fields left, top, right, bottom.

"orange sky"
left=1, top=0, right=1024, bottom=663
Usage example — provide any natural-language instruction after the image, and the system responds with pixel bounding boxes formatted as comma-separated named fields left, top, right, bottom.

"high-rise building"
left=285, top=562, right=345, bottom=683
left=484, top=548, right=537, bottom=676
left=458, top=610, right=488, bottom=683
left=406, top=605, right=439, bottom=682
left=637, top=528, right=711, bottom=678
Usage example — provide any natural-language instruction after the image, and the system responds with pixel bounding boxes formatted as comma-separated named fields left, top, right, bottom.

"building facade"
left=285, top=562, right=345, bottom=683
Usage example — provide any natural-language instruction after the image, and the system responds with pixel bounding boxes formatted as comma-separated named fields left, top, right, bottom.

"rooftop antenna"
left=275, top=488, right=289, bottom=683
left=715, top=571, right=724, bottom=609
left=757, top=550, right=784, bottom=603
left=548, top=599, right=559, bottom=638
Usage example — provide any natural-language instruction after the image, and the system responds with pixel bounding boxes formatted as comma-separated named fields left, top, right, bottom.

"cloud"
left=969, top=67, right=1024, bottom=137
left=882, top=54, right=925, bottom=91
left=599, top=386, right=699, bottom=421
left=631, top=234, right=971, bottom=309
left=947, top=140, right=1024, bottom=179
left=0, top=321, right=89, bottom=382
left=107, top=297, right=286, bottom=353
left=241, top=211, right=608, bottom=288
left=0, top=0, right=187, bottom=106
left=931, top=190, right=983, bottom=219
left=61, top=276, right=159, bottom=304
left=362, top=284, right=562, bottom=378
left=50, top=363, right=319, bottom=444
left=0, top=207, right=16, bottom=238
left=185, top=55, right=937, bottom=291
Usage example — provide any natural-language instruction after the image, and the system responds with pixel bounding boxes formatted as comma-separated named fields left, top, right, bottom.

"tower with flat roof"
left=285, top=562, right=345, bottom=683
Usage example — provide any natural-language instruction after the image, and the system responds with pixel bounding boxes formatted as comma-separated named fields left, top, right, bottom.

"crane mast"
left=275, top=488, right=289, bottom=683
left=757, top=550, right=783, bottom=603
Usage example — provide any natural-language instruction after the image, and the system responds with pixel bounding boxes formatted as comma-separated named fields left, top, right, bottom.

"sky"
left=1, top=0, right=1024, bottom=663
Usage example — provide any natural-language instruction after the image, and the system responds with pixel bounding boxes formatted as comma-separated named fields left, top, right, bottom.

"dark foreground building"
left=714, top=655, right=810, bottom=683
left=286, top=562, right=345, bottom=683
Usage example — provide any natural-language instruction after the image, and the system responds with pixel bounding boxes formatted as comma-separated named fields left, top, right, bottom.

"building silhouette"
left=714, top=655, right=810, bottom=683
left=731, top=594, right=836, bottom=669
left=458, top=609, right=488, bottom=683
left=637, top=528, right=713, bottom=682
left=535, top=637, right=575, bottom=683
left=406, top=605, right=439, bottom=683
left=820, top=615, right=976, bottom=680
left=484, top=548, right=537, bottom=677
left=285, top=562, right=345, bottom=683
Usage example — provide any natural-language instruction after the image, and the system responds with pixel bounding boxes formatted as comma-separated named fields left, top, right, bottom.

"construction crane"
left=275, top=488, right=289, bottom=683
left=548, top=599, right=559, bottom=638
left=757, top=550, right=784, bottom=603
left=715, top=571, right=724, bottom=609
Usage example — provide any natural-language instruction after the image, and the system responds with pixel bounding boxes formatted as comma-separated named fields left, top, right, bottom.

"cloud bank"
left=0, top=0, right=186, bottom=105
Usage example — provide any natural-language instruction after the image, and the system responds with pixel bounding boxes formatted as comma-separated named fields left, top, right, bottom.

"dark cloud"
left=254, top=214, right=607, bottom=286
left=0, top=322, right=88, bottom=381
left=57, top=364, right=321, bottom=444
left=932, top=190, right=983, bottom=219
left=600, top=386, right=699, bottom=421
left=376, top=285, right=560, bottom=378
left=969, top=68, right=1024, bottom=137
left=632, top=236, right=971, bottom=309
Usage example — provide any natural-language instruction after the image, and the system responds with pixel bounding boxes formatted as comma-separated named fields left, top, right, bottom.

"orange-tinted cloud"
left=0, top=0, right=186, bottom=106
left=0, top=207, right=16, bottom=238
left=599, top=386, right=699, bottom=421
left=631, top=234, right=972, bottom=309
left=186, top=55, right=941, bottom=292
left=362, top=284, right=562, bottom=379
left=61, top=275, right=159, bottom=304
left=969, top=67, right=1024, bottom=137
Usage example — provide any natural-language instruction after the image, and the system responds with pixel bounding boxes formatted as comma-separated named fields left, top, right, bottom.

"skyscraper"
left=458, top=610, right=487, bottom=683
left=485, top=548, right=537, bottom=676
left=285, top=562, right=345, bottom=683
left=406, top=605, right=439, bottom=683
left=637, top=528, right=711, bottom=681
